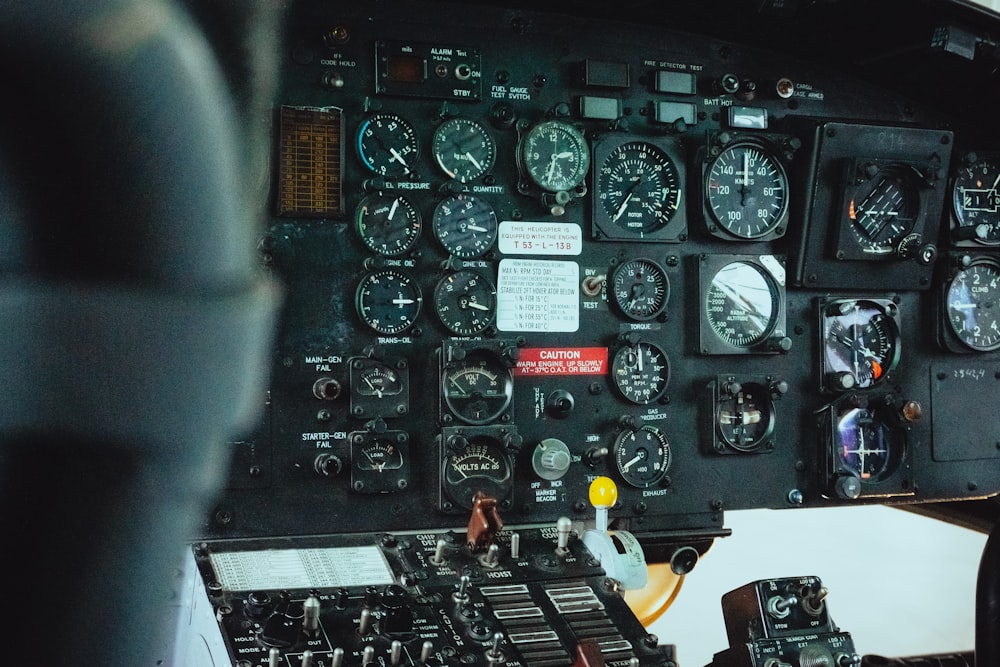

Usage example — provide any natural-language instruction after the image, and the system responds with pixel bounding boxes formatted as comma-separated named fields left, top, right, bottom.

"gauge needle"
left=448, top=376, right=468, bottom=394
left=613, top=192, right=634, bottom=222
left=392, top=297, right=415, bottom=305
left=637, top=348, right=644, bottom=372
left=465, top=152, right=482, bottom=170
left=363, top=375, right=384, bottom=399
left=466, top=301, right=490, bottom=311
left=389, top=147, right=411, bottom=172
left=451, top=462, right=469, bottom=479
left=388, top=198, right=399, bottom=220
left=621, top=453, right=643, bottom=470
left=467, top=224, right=489, bottom=232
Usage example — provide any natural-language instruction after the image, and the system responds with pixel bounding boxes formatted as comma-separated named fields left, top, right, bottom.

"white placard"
left=497, top=259, right=579, bottom=332
left=209, top=546, right=394, bottom=591
left=498, top=221, right=583, bottom=256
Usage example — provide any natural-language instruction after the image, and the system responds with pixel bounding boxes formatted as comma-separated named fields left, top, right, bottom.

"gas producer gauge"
left=611, top=340, right=670, bottom=404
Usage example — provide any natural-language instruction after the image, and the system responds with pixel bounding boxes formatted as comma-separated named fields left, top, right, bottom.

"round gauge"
left=717, top=382, right=774, bottom=452
left=432, top=118, right=496, bottom=183
left=355, top=439, right=404, bottom=473
left=610, top=258, right=669, bottom=321
left=705, top=261, right=780, bottom=347
left=356, top=361, right=403, bottom=398
left=611, top=341, right=670, bottom=404
left=822, top=300, right=900, bottom=389
left=434, top=270, right=497, bottom=336
left=613, top=425, right=672, bottom=488
left=432, top=194, right=498, bottom=259
left=946, top=258, right=1000, bottom=351
left=442, top=436, right=513, bottom=510
left=355, top=269, right=422, bottom=335
left=834, top=407, right=899, bottom=482
left=952, top=157, right=1000, bottom=245
left=442, top=351, right=514, bottom=425
left=597, top=141, right=682, bottom=236
left=705, top=142, right=788, bottom=239
left=846, top=166, right=920, bottom=254
left=356, top=113, right=419, bottom=178
left=520, top=120, right=590, bottom=192
left=355, top=193, right=422, bottom=256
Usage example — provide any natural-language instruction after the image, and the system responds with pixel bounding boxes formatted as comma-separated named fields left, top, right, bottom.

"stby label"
left=514, top=347, right=608, bottom=376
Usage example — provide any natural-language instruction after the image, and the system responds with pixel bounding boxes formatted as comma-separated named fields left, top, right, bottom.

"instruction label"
left=497, top=259, right=579, bottom=332
left=498, top=221, right=583, bottom=256
left=514, top=347, right=608, bottom=376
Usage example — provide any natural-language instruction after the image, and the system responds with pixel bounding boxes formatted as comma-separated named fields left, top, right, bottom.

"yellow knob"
left=589, top=476, right=618, bottom=508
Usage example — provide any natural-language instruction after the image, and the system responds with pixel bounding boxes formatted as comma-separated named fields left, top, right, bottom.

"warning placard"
left=514, top=347, right=608, bottom=376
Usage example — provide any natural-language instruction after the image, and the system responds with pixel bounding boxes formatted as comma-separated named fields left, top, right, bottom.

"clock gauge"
left=519, top=120, right=590, bottom=192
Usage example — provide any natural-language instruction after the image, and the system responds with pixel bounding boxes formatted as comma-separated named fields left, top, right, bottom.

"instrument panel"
left=207, top=0, right=1000, bottom=559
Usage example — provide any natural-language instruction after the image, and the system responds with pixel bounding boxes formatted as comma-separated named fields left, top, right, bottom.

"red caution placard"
left=514, top=347, right=608, bottom=376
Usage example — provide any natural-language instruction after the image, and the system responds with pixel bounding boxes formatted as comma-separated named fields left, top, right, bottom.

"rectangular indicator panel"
left=277, top=105, right=344, bottom=218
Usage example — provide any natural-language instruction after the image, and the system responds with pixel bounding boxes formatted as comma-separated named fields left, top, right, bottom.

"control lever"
left=467, top=491, right=503, bottom=550
left=581, top=476, right=648, bottom=590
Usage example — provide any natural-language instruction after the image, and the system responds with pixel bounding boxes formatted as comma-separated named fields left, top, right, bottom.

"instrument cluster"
left=205, top=0, right=1000, bottom=555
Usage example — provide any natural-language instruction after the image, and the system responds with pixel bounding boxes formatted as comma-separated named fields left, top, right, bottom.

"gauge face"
left=822, top=300, right=900, bottom=389
left=834, top=407, right=897, bottom=482
left=442, top=437, right=513, bottom=510
left=442, top=351, right=514, bottom=425
left=597, top=141, right=681, bottom=236
left=356, top=193, right=422, bottom=256
left=355, top=269, right=422, bottom=334
left=432, top=194, right=498, bottom=259
left=705, top=142, right=788, bottom=239
left=717, top=382, right=774, bottom=452
left=611, top=341, right=670, bottom=404
left=432, top=118, right=496, bottom=183
left=520, top=120, right=590, bottom=192
left=705, top=261, right=780, bottom=347
left=356, top=113, right=419, bottom=177
left=614, top=425, right=672, bottom=488
left=355, top=439, right=404, bottom=472
left=356, top=361, right=403, bottom=398
left=434, top=270, right=497, bottom=336
left=846, top=166, right=920, bottom=255
left=610, top=258, right=669, bottom=321
left=946, top=259, right=1000, bottom=351
left=952, top=158, right=1000, bottom=245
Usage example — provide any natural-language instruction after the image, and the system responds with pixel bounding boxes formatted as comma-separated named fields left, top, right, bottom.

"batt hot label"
left=514, top=347, right=608, bottom=376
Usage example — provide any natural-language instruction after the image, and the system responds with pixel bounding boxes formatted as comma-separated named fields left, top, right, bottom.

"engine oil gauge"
left=355, top=193, right=422, bottom=256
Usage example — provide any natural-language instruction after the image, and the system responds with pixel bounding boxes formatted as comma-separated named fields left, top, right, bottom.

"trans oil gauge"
left=434, top=269, right=497, bottom=336
left=355, top=269, right=422, bottom=335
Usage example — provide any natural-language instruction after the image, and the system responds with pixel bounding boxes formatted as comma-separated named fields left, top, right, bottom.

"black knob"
left=545, top=390, right=575, bottom=418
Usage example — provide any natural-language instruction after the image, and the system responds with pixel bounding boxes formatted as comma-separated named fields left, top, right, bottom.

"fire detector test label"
left=497, top=259, right=579, bottom=332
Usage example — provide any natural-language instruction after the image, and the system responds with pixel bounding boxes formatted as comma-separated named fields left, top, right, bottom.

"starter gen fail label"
left=514, top=347, right=608, bottom=376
